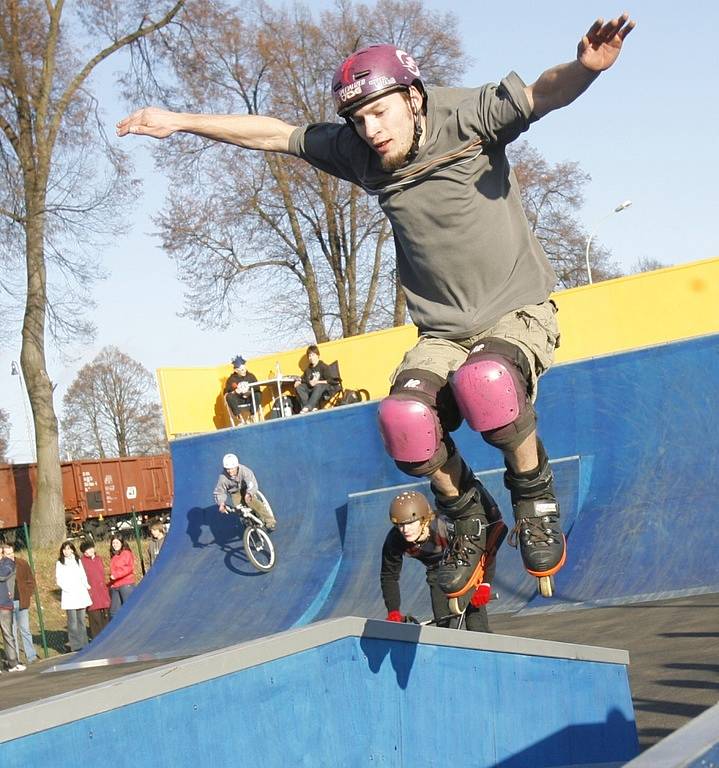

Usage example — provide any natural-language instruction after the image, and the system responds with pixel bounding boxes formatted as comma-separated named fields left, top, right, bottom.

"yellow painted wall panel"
left=553, top=257, right=719, bottom=363
left=158, top=257, right=719, bottom=438
left=157, top=324, right=419, bottom=438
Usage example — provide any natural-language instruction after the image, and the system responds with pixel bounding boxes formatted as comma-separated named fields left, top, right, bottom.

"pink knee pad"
left=451, top=352, right=527, bottom=432
left=377, top=396, right=442, bottom=463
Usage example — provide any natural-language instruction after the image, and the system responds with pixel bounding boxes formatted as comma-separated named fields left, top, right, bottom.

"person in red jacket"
left=108, top=536, right=136, bottom=618
left=80, top=541, right=111, bottom=639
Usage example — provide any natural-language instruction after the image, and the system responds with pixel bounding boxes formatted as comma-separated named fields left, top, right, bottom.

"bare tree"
left=0, top=408, right=9, bottom=463
left=0, top=0, right=185, bottom=545
left=509, top=141, right=622, bottom=287
left=61, top=346, right=167, bottom=460
left=148, top=0, right=465, bottom=343
left=630, top=256, right=666, bottom=274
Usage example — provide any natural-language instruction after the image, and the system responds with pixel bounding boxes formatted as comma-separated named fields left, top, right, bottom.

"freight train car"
left=0, top=454, right=173, bottom=539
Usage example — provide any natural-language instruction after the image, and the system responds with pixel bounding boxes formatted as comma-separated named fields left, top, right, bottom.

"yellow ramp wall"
left=157, top=257, right=719, bottom=439
left=553, top=257, right=719, bottom=363
left=157, top=325, right=418, bottom=439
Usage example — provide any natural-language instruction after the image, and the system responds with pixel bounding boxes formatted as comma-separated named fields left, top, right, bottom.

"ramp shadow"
left=359, top=624, right=420, bottom=690
left=186, top=505, right=266, bottom=576
left=335, top=503, right=348, bottom=547
left=493, top=707, right=638, bottom=767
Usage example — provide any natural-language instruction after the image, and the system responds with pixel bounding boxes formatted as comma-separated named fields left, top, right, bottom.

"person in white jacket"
left=55, top=540, right=92, bottom=652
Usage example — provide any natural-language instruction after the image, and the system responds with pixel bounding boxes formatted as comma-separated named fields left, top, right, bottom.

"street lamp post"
left=11, top=360, right=36, bottom=462
left=584, top=200, right=633, bottom=285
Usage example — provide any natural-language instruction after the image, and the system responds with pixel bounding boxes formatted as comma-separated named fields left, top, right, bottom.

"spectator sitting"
left=294, top=345, right=339, bottom=413
left=147, top=519, right=167, bottom=568
left=80, top=540, right=111, bottom=641
left=108, top=535, right=136, bottom=618
left=224, top=355, right=261, bottom=424
left=2, top=543, right=38, bottom=665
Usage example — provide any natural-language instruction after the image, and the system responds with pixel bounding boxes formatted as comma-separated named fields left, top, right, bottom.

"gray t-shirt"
left=288, top=72, right=556, bottom=338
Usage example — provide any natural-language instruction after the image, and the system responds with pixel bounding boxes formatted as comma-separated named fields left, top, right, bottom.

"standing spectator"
left=0, top=551, right=24, bottom=671
left=2, top=543, right=38, bottom=665
left=55, top=540, right=91, bottom=652
left=294, top=345, right=340, bottom=413
left=80, top=541, right=111, bottom=640
left=224, top=355, right=261, bottom=424
left=147, top=520, right=167, bottom=568
left=108, top=536, right=136, bottom=618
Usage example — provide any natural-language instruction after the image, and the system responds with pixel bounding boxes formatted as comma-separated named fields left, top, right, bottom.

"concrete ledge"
left=1, top=616, right=629, bottom=743
left=622, top=700, right=719, bottom=767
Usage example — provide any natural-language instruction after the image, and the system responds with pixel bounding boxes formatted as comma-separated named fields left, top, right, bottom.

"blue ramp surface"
left=6, top=620, right=639, bottom=768
left=62, top=334, right=719, bottom=664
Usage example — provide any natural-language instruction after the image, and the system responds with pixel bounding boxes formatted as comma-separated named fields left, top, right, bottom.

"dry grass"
left=17, top=540, right=153, bottom=660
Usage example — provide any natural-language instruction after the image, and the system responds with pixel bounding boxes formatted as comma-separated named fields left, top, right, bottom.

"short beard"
left=380, top=144, right=412, bottom=172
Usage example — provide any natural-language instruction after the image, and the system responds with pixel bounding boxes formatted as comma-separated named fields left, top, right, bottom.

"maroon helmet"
left=332, top=44, right=423, bottom=117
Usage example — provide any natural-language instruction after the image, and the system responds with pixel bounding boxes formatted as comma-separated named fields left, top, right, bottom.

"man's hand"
left=578, top=13, right=635, bottom=72
left=526, top=12, right=635, bottom=118
left=219, top=504, right=227, bottom=514
left=244, top=492, right=253, bottom=504
left=116, top=107, right=181, bottom=139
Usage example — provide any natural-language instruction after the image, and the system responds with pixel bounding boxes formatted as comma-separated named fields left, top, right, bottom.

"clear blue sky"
left=2, top=1, right=716, bottom=461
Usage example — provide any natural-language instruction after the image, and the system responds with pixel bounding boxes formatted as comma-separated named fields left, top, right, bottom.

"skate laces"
left=442, top=536, right=478, bottom=567
left=442, top=521, right=495, bottom=568
left=509, top=514, right=560, bottom=549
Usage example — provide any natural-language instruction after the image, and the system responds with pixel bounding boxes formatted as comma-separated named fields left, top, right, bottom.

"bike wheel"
left=243, top=525, right=276, bottom=572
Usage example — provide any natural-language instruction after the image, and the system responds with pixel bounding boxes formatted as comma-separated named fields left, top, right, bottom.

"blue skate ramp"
left=57, top=334, right=719, bottom=666
left=5, top=619, right=639, bottom=768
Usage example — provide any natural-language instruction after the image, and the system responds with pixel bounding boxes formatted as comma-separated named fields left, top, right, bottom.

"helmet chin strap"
left=402, top=93, right=424, bottom=166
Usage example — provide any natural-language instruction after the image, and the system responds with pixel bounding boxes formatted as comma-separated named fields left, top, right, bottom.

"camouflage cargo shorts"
left=390, top=301, right=560, bottom=403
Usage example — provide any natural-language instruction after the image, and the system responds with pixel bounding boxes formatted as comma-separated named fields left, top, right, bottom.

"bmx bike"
left=398, top=590, right=499, bottom=631
left=225, top=491, right=276, bottom=572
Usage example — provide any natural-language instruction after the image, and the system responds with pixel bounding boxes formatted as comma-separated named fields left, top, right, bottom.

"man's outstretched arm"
left=525, top=12, right=635, bottom=118
left=116, top=107, right=297, bottom=153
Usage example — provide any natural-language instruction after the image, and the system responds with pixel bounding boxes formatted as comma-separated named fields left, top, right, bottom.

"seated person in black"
left=293, top=345, right=338, bottom=413
left=224, top=355, right=261, bottom=423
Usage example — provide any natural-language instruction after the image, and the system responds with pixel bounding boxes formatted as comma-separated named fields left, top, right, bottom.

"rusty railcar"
left=0, top=455, right=173, bottom=536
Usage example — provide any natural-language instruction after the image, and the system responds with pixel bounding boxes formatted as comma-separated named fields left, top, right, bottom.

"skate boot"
left=433, top=465, right=507, bottom=614
left=505, top=441, right=566, bottom=598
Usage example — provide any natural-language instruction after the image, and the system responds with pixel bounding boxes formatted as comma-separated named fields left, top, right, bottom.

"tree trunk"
left=393, top=268, right=407, bottom=327
left=22, top=205, right=65, bottom=547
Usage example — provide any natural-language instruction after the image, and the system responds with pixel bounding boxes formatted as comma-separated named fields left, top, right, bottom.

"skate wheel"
left=448, top=597, right=462, bottom=615
left=538, top=575, right=554, bottom=598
